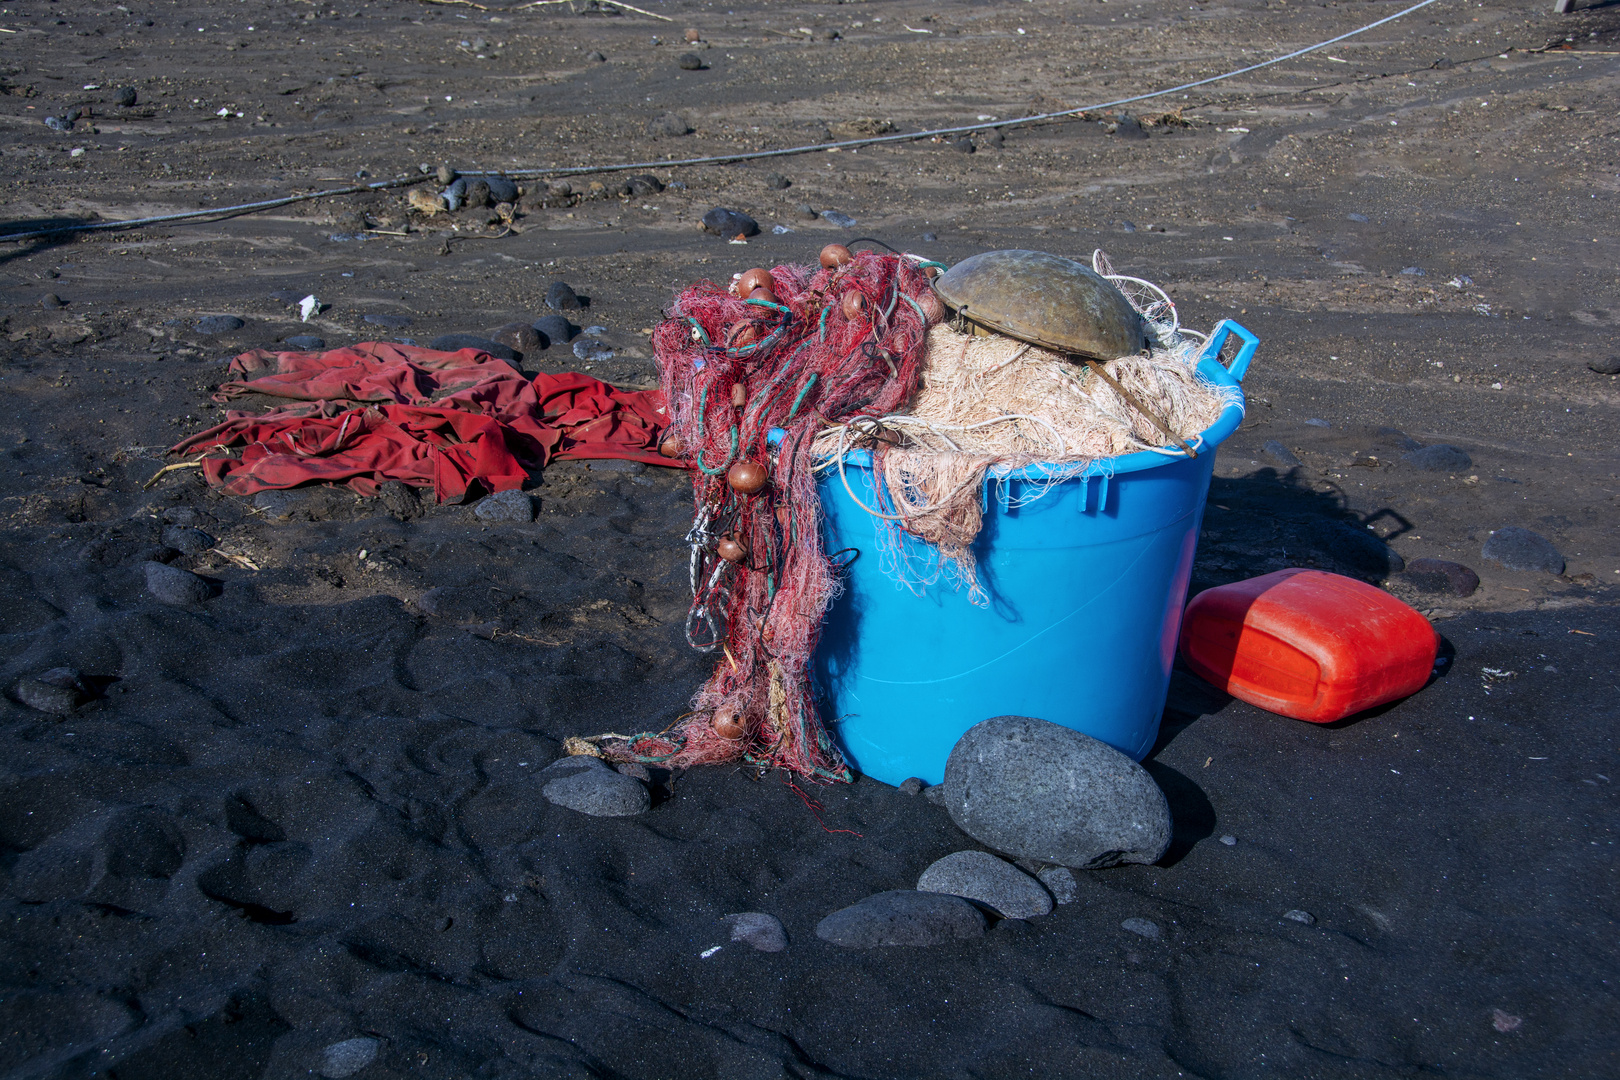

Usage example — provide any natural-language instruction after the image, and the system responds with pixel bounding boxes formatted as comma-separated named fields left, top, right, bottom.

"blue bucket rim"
left=773, top=320, right=1258, bottom=478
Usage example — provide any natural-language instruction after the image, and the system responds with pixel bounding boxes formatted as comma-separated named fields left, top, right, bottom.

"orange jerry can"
left=1178, top=568, right=1439, bottom=723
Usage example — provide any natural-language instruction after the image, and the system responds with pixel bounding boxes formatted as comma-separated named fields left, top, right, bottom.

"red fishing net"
left=594, top=249, right=943, bottom=781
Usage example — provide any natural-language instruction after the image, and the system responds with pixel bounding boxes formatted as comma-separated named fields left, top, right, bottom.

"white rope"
left=1, top=0, right=1444, bottom=243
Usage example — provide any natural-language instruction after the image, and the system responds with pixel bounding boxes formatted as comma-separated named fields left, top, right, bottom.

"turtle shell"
left=932, top=249, right=1147, bottom=360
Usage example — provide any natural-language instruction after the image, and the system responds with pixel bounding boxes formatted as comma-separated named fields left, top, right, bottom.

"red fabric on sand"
left=171, top=342, right=670, bottom=500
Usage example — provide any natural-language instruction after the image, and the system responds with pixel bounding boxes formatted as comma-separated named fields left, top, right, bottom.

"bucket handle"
left=1197, top=320, right=1259, bottom=382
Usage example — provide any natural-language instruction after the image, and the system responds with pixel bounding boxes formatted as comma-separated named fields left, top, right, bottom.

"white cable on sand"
left=1, top=0, right=1443, bottom=244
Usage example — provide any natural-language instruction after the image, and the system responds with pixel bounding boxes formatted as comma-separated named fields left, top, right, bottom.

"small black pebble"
left=898, top=777, right=925, bottom=796
left=677, top=52, right=704, bottom=70
left=194, top=315, right=245, bottom=335
left=1262, top=440, right=1301, bottom=467
left=1588, top=356, right=1620, bottom=375
left=585, top=50, right=607, bottom=63
left=364, top=314, right=413, bottom=329
left=143, top=562, right=211, bottom=606
left=646, top=111, right=692, bottom=137
left=282, top=335, right=325, bottom=351
left=701, top=207, right=760, bottom=238
left=624, top=174, right=664, bottom=197
left=764, top=172, right=791, bottom=190
left=950, top=136, right=975, bottom=154
left=532, top=314, right=576, bottom=346
left=40, top=293, right=65, bottom=309
left=114, top=86, right=137, bottom=107
left=546, top=281, right=582, bottom=310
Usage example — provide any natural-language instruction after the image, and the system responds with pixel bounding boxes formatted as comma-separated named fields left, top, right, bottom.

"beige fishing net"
left=815, top=322, right=1239, bottom=601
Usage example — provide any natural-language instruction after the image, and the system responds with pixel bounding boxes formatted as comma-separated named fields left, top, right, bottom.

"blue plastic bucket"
left=809, top=320, right=1258, bottom=787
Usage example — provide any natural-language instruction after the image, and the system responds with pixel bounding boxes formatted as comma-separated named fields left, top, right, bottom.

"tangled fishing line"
left=0, top=0, right=1443, bottom=243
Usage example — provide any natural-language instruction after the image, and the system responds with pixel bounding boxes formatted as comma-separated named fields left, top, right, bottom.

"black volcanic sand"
left=2, top=0, right=1618, bottom=1077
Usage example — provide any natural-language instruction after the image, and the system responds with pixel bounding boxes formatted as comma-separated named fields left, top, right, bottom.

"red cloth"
left=172, top=342, right=671, bottom=501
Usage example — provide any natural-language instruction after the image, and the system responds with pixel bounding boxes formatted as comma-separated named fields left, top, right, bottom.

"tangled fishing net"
left=581, top=247, right=1234, bottom=782
left=818, top=325, right=1239, bottom=601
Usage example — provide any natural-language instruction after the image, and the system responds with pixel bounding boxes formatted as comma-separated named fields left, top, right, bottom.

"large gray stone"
left=916, top=850, right=1052, bottom=919
left=473, top=489, right=535, bottom=523
left=724, top=911, right=788, bottom=952
left=539, top=755, right=649, bottom=817
left=319, top=1037, right=381, bottom=1079
left=943, top=716, right=1171, bottom=869
left=816, top=890, right=985, bottom=948
left=1482, top=527, right=1564, bottom=575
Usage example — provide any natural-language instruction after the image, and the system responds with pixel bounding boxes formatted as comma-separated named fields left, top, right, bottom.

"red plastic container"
left=1178, top=569, right=1438, bottom=723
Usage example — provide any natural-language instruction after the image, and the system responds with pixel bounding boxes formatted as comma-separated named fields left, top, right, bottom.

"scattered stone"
left=1121, top=221, right=1137, bottom=233
left=194, top=315, right=245, bottom=335
left=922, top=783, right=946, bottom=807
left=922, top=232, right=938, bottom=242
left=546, top=281, right=582, bottom=310
left=816, top=890, right=985, bottom=948
left=1482, top=527, right=1564, bottom=575
left=1400, top=266, right=1425, bottom=276
left=917, top=851, right=1053, bottom=919
left=1305, top=417, right=1331, bottom=428
left=318, top=1037, right=381, bottom=1079
left=683, top=27, right=702, bottom=43
left=253, top=489, right=305, bottom=521
left=142, top=562, right=211, bottom=606
left=1219, top=835, right=1237, bottom=846
left=701, top=207, right=760, bottom=238
left=363, top=313, right=413, bottom=329
left=982, top=129, right=1004, bottom=150
left=677, top=52, right=704, bottom=70
left=532, top=314, right=576, bottom=346
left=1307, top=520, right=1404, bottom=577
left=1402, top=444, right=1472, bottom=472
left=820, top=210, right=858, bottom=228
left=1262, top=439, right=1301, bottom=467
left=463, top=178, right=492, bottom=209
left=764, top=172, right=791, bottom=190
left=13, top=668, right=85, bottom=716
left=1283, top=909, right=1317, bottom=925
left=898, top=776, right=925, bottom=796
left=647, top=111, right=692, bottom=137
left=40, top=293, right=65, bottom=309
left=1587, top=356, right=1620, bottom=375
left=1121, top=917, right=1161, bottom=940
left=1113, top=114, right=1148, bottom=139
left=950, top=136, right=975, bottom=153
left=796, top=203, right=819, bottom=220
left=1347, top=213, right=1370, bottom=223
left=724, top=912, right=788, bottom=952
left=942, top=716, right=1172, bottom=869
left=539, top=755, right=649, bottom=817
left=624, top=174, right=664, bottom=196
left=427, top=334, right=519, bottom=362
left=490, top=321, right=541, bottom=358
left=585, top=50, right=607, bottom=63
left=1036, top=866, right=1077, bottom=905
left=573, top=339, right=614, bottom=362
left=44, top=115, right=73, bottom=132
left=282, top=335, right=325, bottom=351
left=111, top=86, right=138, bottom=107
left=436, top=164, right=457, bottom=186
left=582, top=325, right=609, bottom=337
left=378, top=480, right=422, bottom=521
left=1402, top=557, right=1480, bottom=598
left=473, top=489, right=535, bottom=523
left=160, top=525, right=214, bottom=555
